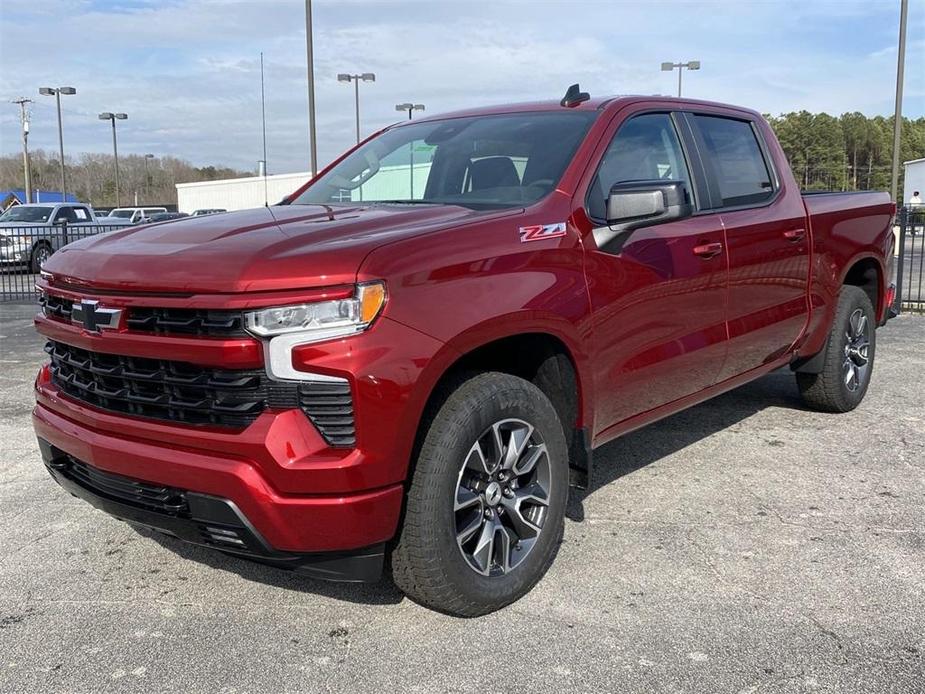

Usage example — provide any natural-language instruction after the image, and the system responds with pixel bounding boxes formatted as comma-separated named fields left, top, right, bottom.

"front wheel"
left=30, top=243, right=52, bottom=274
left=797, top=285, right=876, bottom=413
left=391, top=372, right=569, bottom=616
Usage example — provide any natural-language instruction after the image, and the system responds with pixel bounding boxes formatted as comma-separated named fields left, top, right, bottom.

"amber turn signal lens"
left=358, top=282, right=386, bottom=323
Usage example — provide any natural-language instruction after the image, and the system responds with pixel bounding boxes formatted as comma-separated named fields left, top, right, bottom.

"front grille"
left=298, top=381, right=356, bottom=447
left=39, top=293, right=74, bottom=321
left=126, top=307, right=247, bottom=337
left=47, top=340, right=298, bottom=428
left=40, top=293, right=246, bottom=338
left=61, top=455, right=190, bottom=516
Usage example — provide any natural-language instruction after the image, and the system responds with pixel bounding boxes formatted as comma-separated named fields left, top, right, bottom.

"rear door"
left=688, top=114, right=809, bottom=381
left=583, top=111, right=729, bottom=432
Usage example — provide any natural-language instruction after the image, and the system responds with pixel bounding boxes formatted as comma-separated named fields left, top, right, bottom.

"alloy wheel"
left=843, top=307, right=870, bottom=393
left=454, top=419, right=552, bottom=577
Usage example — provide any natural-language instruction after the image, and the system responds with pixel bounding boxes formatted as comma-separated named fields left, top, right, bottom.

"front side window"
left=291, top=111, right=597, bottom=209
left=54, top=206, right=77, bottom=223
left=587, top=113, right=692, bottom=220
left=693, top=115, right=773, bottom=207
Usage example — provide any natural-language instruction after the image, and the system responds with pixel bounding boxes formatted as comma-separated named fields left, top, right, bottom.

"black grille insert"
left=46, top=340, right=298, bottom=428
left=125, top=307, right=247, bottom=337
left=59, top=455, right=190, bottom=516
left=39, top=293, right=246, bottom=337
left=39, top=293, right=74, bottom=321
left=298, top=381, right=356, bottom=447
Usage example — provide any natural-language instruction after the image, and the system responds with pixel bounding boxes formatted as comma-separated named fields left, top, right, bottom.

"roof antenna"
left=560, top=83, right=590, bottom=108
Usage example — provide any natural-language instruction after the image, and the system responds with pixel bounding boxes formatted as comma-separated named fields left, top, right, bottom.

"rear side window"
left=693, top=115, right=773, bottom=208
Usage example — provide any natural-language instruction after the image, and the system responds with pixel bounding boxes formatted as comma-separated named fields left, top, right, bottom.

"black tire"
left=30, top=243, right=52, bottom=274
left=391, top=372, right=569, bottom=617
left=797, top=285, right=876, bottom=413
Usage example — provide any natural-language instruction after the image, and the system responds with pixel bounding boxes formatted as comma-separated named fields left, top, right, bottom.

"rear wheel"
left=391, top=372, right=569, bottom=616
left=797, top=285, right=876, bottom=413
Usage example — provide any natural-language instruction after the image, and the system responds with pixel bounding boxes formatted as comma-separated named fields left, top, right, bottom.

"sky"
left=1, top=0, right=923, bottom=175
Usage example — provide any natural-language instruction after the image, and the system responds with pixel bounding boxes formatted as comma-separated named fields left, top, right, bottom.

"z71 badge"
left=519, top=222, right=567, bottom=243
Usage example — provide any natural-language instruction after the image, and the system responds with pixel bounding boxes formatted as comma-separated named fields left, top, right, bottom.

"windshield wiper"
left=372, top=199, right=443, bottom=205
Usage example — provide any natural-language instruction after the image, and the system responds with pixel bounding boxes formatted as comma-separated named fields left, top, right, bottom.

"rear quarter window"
left=694, top=115, right=774, bottom=208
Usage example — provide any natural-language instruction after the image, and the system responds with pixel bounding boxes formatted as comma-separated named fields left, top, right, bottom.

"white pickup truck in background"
left=0, top=202, right=123, bottom=272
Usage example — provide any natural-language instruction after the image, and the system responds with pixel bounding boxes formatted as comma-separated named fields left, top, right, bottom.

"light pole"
left=143, top=153, right=155, bottom=202
left=660, top=60, right=701, bottom=97
left=305, top=0, right=318, bottom=176
left=396, top=103, right=425, bottom=198
left=337, top=73, right=375, bottom=143
left=98, top=112, right=128, bottom=206
left=11, top=98, right=33, bottom=203
left=890, top=0, right=908, bottom=203
left=38, top=86, right=76, bottom=199
left=395, top=102, right=425, bottom=121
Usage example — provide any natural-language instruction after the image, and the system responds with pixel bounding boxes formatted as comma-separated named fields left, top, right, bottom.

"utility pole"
left=11, top=98, right=33, bottom=203
left=890, top=0, right=908, bottom=203
left=305, top=0, right=318, bottom=176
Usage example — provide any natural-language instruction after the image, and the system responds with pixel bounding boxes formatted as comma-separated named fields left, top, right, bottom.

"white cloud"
left=1, top=0, right=923, bottom=174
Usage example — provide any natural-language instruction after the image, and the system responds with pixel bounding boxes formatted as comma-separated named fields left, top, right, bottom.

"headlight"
left=244, top=281, right=386, bottom=340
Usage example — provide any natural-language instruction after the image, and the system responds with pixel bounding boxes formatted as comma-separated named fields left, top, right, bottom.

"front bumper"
left=33, top=370, right=405, bottom=567
left=39, top=438, right=385, bottom=581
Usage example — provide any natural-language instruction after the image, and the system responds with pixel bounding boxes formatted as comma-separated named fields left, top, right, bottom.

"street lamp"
left=337, top=72, right=375, bottom=143
left=98, top=112, right=128, bottom=206
left=38, top=86, right=76, bottom=200
left=395, top=103, right=425, bottom=121
left=660, top=60, right=701, bottom=97
left=143, top=153, right=155, bottom=202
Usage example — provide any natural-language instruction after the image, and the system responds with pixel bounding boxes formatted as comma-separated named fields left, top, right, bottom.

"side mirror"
left=593, top=180, right=693, bottom=253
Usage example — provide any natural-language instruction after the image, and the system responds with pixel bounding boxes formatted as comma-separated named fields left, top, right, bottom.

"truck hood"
left=42, top=204, right=511, bottom=293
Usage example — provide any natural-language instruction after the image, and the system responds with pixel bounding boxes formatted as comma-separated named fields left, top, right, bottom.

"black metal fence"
left=1, top=224, right=128, bottom=302
left=2, top=211, right=924, bottom=311
left=895, top=205, right=925, bottom=315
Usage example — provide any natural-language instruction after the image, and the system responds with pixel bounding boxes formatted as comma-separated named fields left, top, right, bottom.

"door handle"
left=692, top=241, right=723, bottom=259
left=783, top=228, right=806, bottom=242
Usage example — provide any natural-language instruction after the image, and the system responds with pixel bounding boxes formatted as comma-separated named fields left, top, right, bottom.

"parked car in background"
left=191, top=208, right=227, bottom=216
left=142, top=212, right=189, bottom=223
left=105, top=207, right=168, bottom=224
left=32, top=92, right=896, bottom=616
left=0, top=202, right=102, bottom=272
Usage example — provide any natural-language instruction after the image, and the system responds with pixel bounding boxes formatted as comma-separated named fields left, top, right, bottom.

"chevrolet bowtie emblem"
left=71, top=300, right=122, bottom=332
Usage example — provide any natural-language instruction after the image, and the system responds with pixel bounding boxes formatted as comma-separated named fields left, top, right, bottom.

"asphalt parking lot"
left=0, top=302, right=922, bottom=694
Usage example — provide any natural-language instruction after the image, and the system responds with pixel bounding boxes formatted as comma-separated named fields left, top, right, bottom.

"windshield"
left=0, top=206, right=55, bottom=223
left=290, top=111, right=597, bottom=209
left=108, top=210, right=135, bottom=219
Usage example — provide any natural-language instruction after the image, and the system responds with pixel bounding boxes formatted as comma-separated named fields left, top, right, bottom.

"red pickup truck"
left=33, top=89, right=895, bottom=616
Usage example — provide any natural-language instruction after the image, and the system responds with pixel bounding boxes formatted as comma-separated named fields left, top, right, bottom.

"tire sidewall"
left=831, top=287, right=876, bottom=409
left=420, top=374, right=569, bottom=608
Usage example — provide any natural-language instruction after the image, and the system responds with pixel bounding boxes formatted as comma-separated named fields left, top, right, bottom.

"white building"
left=904, top=158, right=925, bottom=206
left=175, top=162, right=437, bottom=213
left=175, top=171, right=312, bottom=213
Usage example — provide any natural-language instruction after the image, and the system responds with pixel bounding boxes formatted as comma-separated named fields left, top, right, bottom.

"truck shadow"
left=565, top=368, right=809, bottom=522
left=132, top=526, right=406, bottom=606
left=135, top=368, right=806, bottom=607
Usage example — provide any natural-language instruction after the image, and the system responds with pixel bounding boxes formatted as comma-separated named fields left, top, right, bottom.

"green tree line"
left=765, top=112, right=925, bottom=193
left=0, top=150, right=248, bottom=207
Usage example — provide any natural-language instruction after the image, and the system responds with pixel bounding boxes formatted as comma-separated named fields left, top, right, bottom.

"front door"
left=583, top=112, right=729, bottom=434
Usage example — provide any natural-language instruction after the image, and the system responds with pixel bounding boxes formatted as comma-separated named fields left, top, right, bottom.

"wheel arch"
left=400, top=314, right=594, bottom=489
